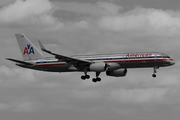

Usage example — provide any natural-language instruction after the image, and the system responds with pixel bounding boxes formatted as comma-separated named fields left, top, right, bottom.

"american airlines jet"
left=6, top=34, right=175, bottom=82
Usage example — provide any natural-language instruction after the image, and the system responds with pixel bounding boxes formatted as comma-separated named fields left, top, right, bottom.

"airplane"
left=6, top=33, right=175, bottom=82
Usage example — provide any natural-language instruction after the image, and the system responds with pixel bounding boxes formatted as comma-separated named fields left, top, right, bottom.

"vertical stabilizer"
left=15, top=33, right=43, bottom=61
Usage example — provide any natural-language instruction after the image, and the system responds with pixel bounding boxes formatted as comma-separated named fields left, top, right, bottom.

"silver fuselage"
left=16, top=52, right=175, bottom=72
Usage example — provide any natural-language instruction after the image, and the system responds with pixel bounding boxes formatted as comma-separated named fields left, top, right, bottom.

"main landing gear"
left=81, top=74, right=90, bottom=80
left=152, top=67, right=159, bottom=78
left=81, top=71, right=101, bottom=83
left=92, top=77, right=101, bottom=82
left=92, top=72, right=101, bottom=82
left=81, top=70, right=90, bottom=80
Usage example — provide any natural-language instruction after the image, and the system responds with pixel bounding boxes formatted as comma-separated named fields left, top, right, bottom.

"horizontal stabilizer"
left=6, top=58, right=34, bottom=65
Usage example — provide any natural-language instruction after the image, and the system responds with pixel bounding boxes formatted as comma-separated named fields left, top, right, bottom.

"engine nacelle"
left=89, top=63, right=107, bottom=72
left=106, top=68, right=127, bottom=77
left=107, top=63, right=121, bottom=71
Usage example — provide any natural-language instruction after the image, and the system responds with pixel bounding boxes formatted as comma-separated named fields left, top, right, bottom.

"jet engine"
left=89, top=63, right=107, bottom=72
left=107, top=63, right=121, bottom=71
left=106, top=68, right=127, bottom=77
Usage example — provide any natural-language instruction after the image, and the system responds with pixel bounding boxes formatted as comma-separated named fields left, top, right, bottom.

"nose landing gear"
left=152, top=74, right=156, bottom=78
left=152, top=67, right=159, bottom=78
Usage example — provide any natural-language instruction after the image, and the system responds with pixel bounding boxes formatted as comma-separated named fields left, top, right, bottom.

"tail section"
left=15, top=33, right=43, bottom=61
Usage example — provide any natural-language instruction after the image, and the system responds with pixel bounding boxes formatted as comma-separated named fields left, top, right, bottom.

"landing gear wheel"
left=85, top=75, right=90, bottom=79
left=152, top=74, right=156, bottom=78
left=81, top=75, right=90, bottom=80
left=92, top=78, right=97, bottom=82
left=97, top=77, right=101, bottom=82
left=92, top=77, right=101, bottom=82
left=81, top=76, right=86, bottom=80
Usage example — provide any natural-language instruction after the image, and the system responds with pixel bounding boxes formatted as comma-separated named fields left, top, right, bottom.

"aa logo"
left=23, top=44, right=34, bottom=55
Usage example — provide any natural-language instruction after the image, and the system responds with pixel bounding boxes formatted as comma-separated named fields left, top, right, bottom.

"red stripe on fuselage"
left=38, top=63, right=66, bottom=66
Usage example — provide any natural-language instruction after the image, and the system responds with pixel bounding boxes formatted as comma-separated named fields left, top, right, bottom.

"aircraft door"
left=154, top=55, right=157, bottom=61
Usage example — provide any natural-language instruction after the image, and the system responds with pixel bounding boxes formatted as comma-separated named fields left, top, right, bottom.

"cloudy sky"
left=1, top=0, right=180, bottom=120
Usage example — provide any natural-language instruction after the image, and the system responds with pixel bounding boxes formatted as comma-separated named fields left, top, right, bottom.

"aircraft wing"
left=6, top=58, right=34, bottom=66
left=38, top=41, right=93, bottom=68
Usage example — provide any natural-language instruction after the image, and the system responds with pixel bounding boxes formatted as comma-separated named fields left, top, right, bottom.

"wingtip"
left=38, top=41, right=52, bottom=54
left=38, top=40, right=46, bottom=51
left=5, top=58, right=11, bottom=60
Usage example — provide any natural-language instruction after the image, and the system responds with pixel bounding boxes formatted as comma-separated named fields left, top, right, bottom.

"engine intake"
left=106, top=68, right=127, bottom=77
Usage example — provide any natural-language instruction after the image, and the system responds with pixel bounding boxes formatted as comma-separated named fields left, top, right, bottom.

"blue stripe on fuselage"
left=36, top=56, right=163, bottom=65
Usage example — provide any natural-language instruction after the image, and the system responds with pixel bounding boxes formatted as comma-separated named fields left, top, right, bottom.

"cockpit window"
left=163, top=56, right=170, bottom=58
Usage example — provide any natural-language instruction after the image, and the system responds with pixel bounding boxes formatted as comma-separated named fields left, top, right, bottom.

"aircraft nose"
left=170, top=60, right=175, bottom=65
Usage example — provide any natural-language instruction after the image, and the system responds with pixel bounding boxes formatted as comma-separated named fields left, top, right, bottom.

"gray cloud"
left=0, top=0, right=52, bottom=22
left=54, top=1, right=123, bottom=16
